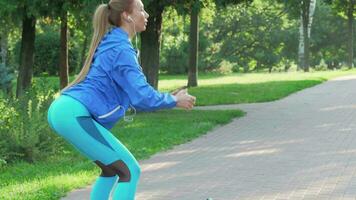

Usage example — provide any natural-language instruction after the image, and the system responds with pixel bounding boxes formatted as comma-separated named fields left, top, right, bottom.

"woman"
left=47, top=0, right=196, bottom=199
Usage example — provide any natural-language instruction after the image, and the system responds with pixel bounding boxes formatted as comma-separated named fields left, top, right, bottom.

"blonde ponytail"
left=61, top=0, right=135, bottom=92
left=62, top=4, right=111, bottom=92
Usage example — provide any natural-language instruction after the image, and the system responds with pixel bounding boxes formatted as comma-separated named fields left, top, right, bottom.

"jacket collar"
left=93, top=27, right=132, bottom=59
left=110, top=27, right=130, bottom=41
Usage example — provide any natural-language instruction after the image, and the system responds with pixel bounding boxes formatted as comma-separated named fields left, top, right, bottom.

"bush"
left=13, top=31, right=80, bottom=76
left=314, top=59, right=328, bottom=71
left=0, top=80, right=63, bottom=166
left=214, top=60, right=234, bottom=74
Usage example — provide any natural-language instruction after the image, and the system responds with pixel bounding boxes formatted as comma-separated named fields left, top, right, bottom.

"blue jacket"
left=62, top=27, right=177, bottom=129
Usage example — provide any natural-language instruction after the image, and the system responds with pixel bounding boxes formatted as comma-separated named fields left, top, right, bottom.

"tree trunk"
left=347, top=0, right=354, bottom=68
left=188, top=7, right=199, bottom=87
left=16, top=9, right=36, bottom=97
left=59, top=10, right=69, bottom=89
left=298, top=13, right=305, bottom=71
left=303, top=13, right=310, bottom=72
left=243, top=65, right=249, bottom=73
left=141, top=6, right=164, bottom=89
left=302, top=0, right=311, bottom=72
left=299, top=0, right=316, bottom=72
left=284, top=60, right=291, bottom=72
left=298, top=14, right=305, bottom=71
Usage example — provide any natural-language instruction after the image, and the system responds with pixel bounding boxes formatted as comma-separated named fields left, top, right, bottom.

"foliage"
left=0, top=63, right=14, bottom=95
left=0, top=79, right=62, bottom=166
left=12, top=26, right=80, bottom=76
left=160, top=8, right=189, bottom=74
left=324, top=0, right=356, bottom=18
left=159, top=0, right=355, bottom=73
left=1, top=0, right=356, bottom=78
left=310, top=1, right=348, bottom=69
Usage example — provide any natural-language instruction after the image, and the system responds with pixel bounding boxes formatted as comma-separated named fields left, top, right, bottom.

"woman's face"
left=129, top=0, right=149, bottom=32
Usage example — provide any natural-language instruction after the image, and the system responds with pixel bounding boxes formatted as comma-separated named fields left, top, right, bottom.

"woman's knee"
left=94, top=159, right=141, bottom=182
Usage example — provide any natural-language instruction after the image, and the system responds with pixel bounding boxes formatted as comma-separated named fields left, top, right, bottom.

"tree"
left=59, top=7, right=69, bottom=89
left=140, top=0, right=168, bottom=89
left=279, top=0, right=317, bottom=72
left=1, top=0, right=49, bottom=97
left=68, top=0, right=99, bottom=74
left=346, top=0, right=355, bottom=68
left=182, top=0, right=251, bottom=87
left=2, top=0, right=95, bottom=96
left=0, top=2, right=17, bottom=67
left=16, top=5, right=37, bottom=97
left=140, top=0, right=252, bottom=88
left=300, top=0, right=316, bottom=72
left=187, top=0, right=251, bottom=86
left=48, top=0, right=91, bottom=89
left=206, top=0, right=284, bottom=72
left=165, top=0, right=205, bottom=87
left=324, top=0, right=355, bottom=68
left=188, top=4, right=199, bottom=87
left=312, top=1, right=348, bottom=69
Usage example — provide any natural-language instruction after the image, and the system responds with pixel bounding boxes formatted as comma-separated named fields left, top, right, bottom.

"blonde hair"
left=62, top=0, right=134, bottom=92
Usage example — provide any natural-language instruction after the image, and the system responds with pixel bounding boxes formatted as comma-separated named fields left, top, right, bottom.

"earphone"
left=126, top=15, right=140, bottom=59
left=127, top=16, right=133, bottom=22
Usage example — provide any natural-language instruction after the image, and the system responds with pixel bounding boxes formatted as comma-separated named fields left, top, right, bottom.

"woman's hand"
left=170, top=86, right=188, bottom=95
left=174, top=89, right=196, bottom=110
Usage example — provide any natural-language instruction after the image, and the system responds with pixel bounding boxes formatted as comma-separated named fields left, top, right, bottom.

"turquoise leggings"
left=47, top=95, right=141, bottom=200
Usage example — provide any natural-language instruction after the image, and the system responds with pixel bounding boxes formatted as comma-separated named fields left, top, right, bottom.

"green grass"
left=0, top=109, right=243, bottom=200
left=0, top=157, right=96, bottom=200
left=189, top=80, right=322, bottom=105
left=156, top=70, right=356, bottom=105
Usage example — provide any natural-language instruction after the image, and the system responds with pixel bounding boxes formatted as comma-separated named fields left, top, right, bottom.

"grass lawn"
left=157, top=70, right=356, bottom=105
left=1, top=69, right=356, bottom=199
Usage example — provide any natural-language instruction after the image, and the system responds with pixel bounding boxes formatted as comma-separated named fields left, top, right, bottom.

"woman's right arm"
left=112, top=49, right=195, bottom=111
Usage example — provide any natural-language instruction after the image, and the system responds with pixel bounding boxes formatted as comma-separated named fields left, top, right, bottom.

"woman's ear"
left=121, top=12, right=131, bottom=22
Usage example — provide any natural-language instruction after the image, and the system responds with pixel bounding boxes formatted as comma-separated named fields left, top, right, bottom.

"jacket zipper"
left=98, top=105, right=121, bottom=119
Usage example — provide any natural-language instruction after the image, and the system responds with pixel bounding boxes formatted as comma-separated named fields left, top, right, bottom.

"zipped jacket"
left=62, top=27, right=177, bottom=129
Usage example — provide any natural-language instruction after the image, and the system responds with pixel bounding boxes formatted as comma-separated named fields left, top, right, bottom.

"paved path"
left=62, top=75, right=356, bottom=200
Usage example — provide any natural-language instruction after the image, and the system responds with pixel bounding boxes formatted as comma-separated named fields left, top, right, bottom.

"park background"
left=1, top=0, right=356, bottom=199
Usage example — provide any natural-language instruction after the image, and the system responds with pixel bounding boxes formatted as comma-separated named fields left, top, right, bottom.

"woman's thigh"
left=48, top=96, right=138, bottom=166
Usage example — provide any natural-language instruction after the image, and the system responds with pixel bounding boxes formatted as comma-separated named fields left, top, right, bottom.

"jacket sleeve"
left=112, top=49, right=177, bottom=112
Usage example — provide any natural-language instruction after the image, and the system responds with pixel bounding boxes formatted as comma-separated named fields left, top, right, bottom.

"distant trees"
left=0, top=0, right=355, bottom=96
left=324, top=0, right=355, bottom=68
left=278, top=0, right=317, bottom=72
left=140, top=0, right=253, bottom=88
